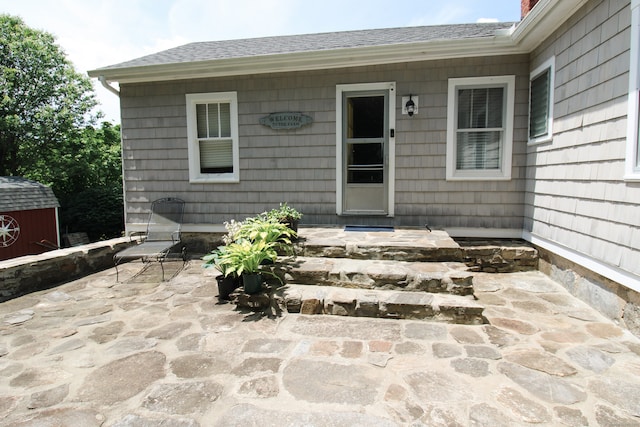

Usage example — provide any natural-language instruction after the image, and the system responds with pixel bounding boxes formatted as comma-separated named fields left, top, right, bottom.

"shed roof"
left=0, top=177, right=60, bottom=213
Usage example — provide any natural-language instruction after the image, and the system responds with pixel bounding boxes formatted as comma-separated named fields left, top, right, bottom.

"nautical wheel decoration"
left=0, top=214, right=20, bottom=247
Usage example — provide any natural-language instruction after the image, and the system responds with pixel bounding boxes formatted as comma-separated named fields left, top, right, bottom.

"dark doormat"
left=344, top=225, right=394, bottom=232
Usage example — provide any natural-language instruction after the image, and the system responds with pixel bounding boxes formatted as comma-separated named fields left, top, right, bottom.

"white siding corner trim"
left=523, top=231, right=640, bottom=294
left=446, top=75, right=515, bottom=181
left=626, top=0, right=640, bottom=181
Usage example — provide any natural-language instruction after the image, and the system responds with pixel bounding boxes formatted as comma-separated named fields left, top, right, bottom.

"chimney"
left=521, top=0, right=540, bottom=19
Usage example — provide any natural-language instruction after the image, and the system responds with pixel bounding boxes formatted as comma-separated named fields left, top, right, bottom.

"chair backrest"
left=145, top=198, right=185, bottom=241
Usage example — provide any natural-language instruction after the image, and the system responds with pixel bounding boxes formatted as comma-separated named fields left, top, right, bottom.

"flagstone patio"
left=1, top=227, right=639, bottom=426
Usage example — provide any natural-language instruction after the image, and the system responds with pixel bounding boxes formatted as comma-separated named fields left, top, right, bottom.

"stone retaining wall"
left=0, top=237, right=136, bottom=302
left=537, top=246, right=640, bottom=338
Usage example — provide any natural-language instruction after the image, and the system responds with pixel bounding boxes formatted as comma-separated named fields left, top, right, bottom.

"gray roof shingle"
left=0, top=177, right=60, bottom=213
left=98, top=22, right=515, bottom=71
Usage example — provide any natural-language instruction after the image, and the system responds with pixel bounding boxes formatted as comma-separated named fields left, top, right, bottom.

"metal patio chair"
left=114, top=197, right=186, bottom=281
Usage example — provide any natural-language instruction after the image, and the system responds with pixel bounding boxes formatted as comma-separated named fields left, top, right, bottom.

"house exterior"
left=89, top=0, right=640, bottom=330
left=0, top=177, right=60, bottom=260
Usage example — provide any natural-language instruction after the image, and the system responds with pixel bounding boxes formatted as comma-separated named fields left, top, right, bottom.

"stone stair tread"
left=279, top=256, right=470, bottom=275
left=280, top=284, right=484, bottom=325
left=276, top=256, right=474, bottom=296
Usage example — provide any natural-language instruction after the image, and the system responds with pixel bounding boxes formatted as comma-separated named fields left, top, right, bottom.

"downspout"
left=98, top=75, right=120, bottom=97
left=97, top=75, right=129, bottom=236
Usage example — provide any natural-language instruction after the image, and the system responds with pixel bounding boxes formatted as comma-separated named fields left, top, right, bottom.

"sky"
left=2, top=0, right=521, bottom=123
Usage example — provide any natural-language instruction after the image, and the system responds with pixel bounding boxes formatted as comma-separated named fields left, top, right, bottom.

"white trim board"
left=523, top=231, right=640, bottom=294
left=444, top=227, right=523, bottom=239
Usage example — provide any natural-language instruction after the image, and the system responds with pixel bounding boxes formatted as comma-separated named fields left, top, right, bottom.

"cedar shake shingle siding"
left=525, top=0, right=640, bottom=276
left=120, top=54, right=529, bottom=228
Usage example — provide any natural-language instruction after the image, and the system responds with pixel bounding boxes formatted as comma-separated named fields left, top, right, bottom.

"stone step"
left=293, top=228, right=462, bottom=262
left=292, top=228, right=539, bottom=273
left=274, top=257, right=474, bottom=296
left=280, top=284, right=485, bottom=325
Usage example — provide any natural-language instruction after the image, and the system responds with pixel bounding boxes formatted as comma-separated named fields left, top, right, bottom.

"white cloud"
left=3, top=0, right=520, bottom=122
left=167, top=0, right=297, bottom=41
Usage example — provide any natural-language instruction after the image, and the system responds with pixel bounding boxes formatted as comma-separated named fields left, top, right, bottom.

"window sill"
left=527, top=135, right=553, bottom=146
left=624, top=173, right=640, bottom=182
left=446, top=172, right=512, bottom=181
left=189, top=175, right=239, bottom=184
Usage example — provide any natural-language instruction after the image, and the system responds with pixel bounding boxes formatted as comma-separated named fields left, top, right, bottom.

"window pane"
left=457, top=89, right=472, bottom=129
left=458, top=88, right=504, bottom=129
left=207, top=103, right=219, bottom=137
left=347, top=96, right=384, bottom=138
left=219, top=103, right=231, bottom=138
left=200, top=139, right=233, bottom=174
left=456, top=131, right=501, bottom=170
left=348, top=169, right=384, bottom=183
left=196, top=104, right=207, bottom=138
left=487, top=88, right=504, bottom=128
left=348, top=143, right=383, bottom=166
left=530, top=69, right=550, bottom=138
left=470, top=89, right=488, bottom=128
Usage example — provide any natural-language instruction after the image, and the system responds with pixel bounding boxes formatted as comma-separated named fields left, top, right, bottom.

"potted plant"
left=202, top=246, right=240, bottom=300
left=219, top=239, right=280, bottom=294
left=235, top=214, right=296, bottom=255
left=266, top=203, right=302, bottom=234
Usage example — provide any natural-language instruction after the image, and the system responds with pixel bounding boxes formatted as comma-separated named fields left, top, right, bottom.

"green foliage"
left=0, top=14, right=99, bottom=178
left=60, top=186, right=123, bottom=241
left=235, top=215, right=295, bottom=249
left=0, top=15, right=124, bottom=242
left=266, top=202, right=303, bottom=222
left=202, top=245, right=235, bottom=277
left=217, top=239, right=279, bottom=277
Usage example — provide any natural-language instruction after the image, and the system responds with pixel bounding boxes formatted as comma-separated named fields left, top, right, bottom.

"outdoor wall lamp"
left=402, top=95, right=419, bottom=116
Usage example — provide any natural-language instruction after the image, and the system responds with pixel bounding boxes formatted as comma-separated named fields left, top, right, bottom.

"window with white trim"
left=626, top=0, right=640, bottom=181
left=186, top=92, right=239, bottom=183
left=528, top=56, right=554, bottom=144
left=446, top=76, right=515, bottom=180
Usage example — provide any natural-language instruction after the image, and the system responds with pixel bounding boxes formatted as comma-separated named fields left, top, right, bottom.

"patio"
left=1, top=229, right=640, bottom=426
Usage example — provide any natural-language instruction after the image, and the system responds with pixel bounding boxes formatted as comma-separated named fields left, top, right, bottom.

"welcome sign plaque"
left=259, top=112, right=313, bottom=130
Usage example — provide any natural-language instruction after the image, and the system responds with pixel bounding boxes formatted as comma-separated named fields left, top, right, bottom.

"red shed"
left=0, top=177, right=60, bottom=261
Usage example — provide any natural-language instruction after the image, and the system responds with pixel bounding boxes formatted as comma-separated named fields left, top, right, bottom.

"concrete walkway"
left=1, top=261, right=640, bottom=426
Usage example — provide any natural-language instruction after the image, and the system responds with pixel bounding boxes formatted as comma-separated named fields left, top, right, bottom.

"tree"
left=55, top=122, right=124, bottom=241
left=0, top=16, right=124, bottom=241
left=0, top=14, right=98, bottom=177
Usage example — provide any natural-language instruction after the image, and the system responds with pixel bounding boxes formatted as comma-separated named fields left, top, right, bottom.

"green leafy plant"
left=266, top=203, right=303, bottom=222
left=235, top=215, right=296, bottom=250
left=202, top=245, right=235, bottom=277
left=219, top=239, right=279, bottom=278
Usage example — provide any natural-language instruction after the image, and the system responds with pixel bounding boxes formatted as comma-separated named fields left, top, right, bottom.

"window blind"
left=456, top=87, right=504, bottom=170
left=199, top=140, right=233, bottom=173
left=196, top=101, right=233, bottom=173
left=529, top=69, right=550, bottom=138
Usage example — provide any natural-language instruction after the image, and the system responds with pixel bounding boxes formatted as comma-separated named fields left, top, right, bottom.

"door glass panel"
left=347, top=142, right=383, bottom=183
left=347, top=96, right=384, bottom=138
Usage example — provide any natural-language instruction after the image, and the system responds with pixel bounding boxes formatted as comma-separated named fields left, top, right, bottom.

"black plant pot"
left=242, top=273, right=263, bottom=294
left=216, top=275, right=239, bottom=300
left=282, top=218, right=299, bottom=240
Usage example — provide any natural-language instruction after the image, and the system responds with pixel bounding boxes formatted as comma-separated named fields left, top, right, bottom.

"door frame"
left=336, top=82, right=396, bottom=216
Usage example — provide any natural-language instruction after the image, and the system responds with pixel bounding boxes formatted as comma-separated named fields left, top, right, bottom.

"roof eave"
left=88, top=0, right=591, bottom=84
left=511, top=0, right=590, bottom=51
left=88, top=36, right=519, bottom=84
